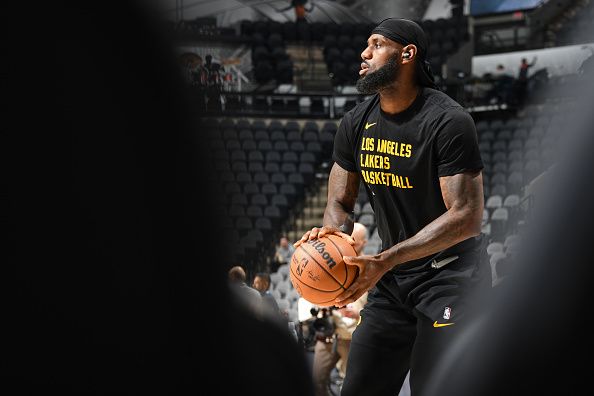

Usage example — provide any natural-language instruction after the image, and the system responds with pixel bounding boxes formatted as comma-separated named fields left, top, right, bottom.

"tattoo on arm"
left=324, top=163, right=360, bottom=235
left=385, top=171, right=483, bottom=266
left=441, top=170, right=483, bottom=212
left=439, top=170, right=484, bottom=238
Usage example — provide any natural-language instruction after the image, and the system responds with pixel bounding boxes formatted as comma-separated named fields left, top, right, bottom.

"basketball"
left=289, top=234, right=358, bottom=307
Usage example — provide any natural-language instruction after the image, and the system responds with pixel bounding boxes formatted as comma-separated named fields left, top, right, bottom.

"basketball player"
left=295, top=18, right=490, bottom=395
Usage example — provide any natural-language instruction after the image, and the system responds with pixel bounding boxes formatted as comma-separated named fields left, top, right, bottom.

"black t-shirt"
left=333, top=87, right=484, bottom=272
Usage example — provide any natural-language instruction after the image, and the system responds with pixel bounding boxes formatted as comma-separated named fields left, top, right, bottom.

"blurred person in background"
left=274, top=235, right=295, bottom=270
left=516, top=56, right=537, bottom=106
left=253, top=272, right=286, bottom=324
left=229, top=265, right=263, bottom=317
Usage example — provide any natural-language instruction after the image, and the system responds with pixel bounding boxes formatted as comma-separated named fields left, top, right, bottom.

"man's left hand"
left=333, top=254, right=391, bottom=307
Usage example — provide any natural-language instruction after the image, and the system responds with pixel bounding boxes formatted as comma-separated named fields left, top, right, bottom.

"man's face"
left=253, top=276, right=267, bottom=292
left=280, top=237, right=289, bottom=248
left=356, top=34, right=401, bottom=94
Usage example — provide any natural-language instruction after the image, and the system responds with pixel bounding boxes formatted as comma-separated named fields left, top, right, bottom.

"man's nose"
left=361, top=46, right=371, bottom=60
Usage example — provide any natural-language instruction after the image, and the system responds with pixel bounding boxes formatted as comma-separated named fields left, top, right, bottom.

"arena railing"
left=201, top=91, right=372, bottom=119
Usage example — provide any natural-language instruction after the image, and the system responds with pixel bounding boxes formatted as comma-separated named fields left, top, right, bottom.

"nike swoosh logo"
left=433, top=321, right=455, bottom=328
left=365, top=122, right=376, bottom=130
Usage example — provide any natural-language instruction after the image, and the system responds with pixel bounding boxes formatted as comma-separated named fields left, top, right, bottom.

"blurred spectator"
left=492, top=64, right=507, bottom=79
left=274, top=236, right=295, bottom=269
left=253, top=272, right=286, bottom=325
left=517, top=56, right=537, bottom=106
left=490, top=64, right=514, bottom=105
left=278, top=0, right=314, bottom=22
left=191, top=58, right=208, bottom=87
left=518, top=57, right=537, bottom=82
left=229, top=265, right=262, bottom=316
left=204, top=54, right=224, bottom=112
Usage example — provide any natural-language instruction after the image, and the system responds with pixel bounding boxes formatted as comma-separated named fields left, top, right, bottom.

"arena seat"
left=274, top=141, right=289, bottom=152
left=246, top=205, right=263, bottom=220
left=265, top=162, right=280, bottom=173
left=487, top=242, right=504, bottom=255
left=225, top=139, right=241, bottom=151
left=243, top=182, right=260, bottom=197
left=491, top=184, right=507, bottom=197
left=490, top=252, right=507, bottom=286
left=277, top=264, right=290, bottom=281
left=248, top=161, right=264, bottom=173
left=490, top=207, right=509, bottom=241
left=281, top=163, right=297, bottom=174
left=229, top=205, right=245, bottom=218
left=251, top=193, right=268, bottom=207
left=242, top=139, right=257, bottom=151
left=254, top=129, right=269, bottom=140
left=231, top=161, right=248, bottom=172
left=261, top=183, right=278, bottom=197
left=507, top=172, right=524, bottom=194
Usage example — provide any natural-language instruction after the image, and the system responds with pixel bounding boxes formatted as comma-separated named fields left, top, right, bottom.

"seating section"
left=241, top=21, right=294, bottom=85
left=477, top=102, right=563, bottom=241
left=205, top=117, right=339, bottom=267
left=477, top=101, right=573, bottom=284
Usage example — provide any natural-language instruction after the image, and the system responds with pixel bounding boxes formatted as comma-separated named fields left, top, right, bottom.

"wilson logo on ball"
left=307, top=239, right=337, bottom=269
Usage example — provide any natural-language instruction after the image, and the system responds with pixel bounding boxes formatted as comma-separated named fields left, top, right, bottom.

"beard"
left=356, top=57, right=399, bottom=94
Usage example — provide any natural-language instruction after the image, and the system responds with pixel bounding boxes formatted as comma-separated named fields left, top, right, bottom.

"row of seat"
left=204, top=117, right=338, bottom=133
left=241, top=20, right=376, bottom=45
left=482, top=164, right=546, bottom=196
left=210, top=129, right=327, bottom=143
left=475, top=117, right=566, bottom=132
left=212, top=149, right=319, bottom=163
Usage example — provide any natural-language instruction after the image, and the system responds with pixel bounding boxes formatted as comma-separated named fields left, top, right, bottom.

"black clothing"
left=333, top=87, right=484, bottom=272
left=342, top=241, right=490, bottom=396
left=333, top=87, right=490, bottom=395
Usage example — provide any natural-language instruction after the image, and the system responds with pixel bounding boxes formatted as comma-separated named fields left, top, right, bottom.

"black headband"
left=371, top=18, right=438, bottom=89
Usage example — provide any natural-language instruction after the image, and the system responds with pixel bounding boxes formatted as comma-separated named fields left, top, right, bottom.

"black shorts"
left=377, top=245, right=491, bottom=323
left=341, top=245, right=491, bottom=396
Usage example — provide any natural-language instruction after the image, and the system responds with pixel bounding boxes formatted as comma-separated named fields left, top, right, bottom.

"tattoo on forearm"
left=324, top=164, right=359, bottom=234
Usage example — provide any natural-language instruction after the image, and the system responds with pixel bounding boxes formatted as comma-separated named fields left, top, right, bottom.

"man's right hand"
left=293, top=226, right=355, bottom=248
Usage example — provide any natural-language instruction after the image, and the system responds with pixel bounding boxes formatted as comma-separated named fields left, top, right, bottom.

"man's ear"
left=401, top=44, right=418, bottom=63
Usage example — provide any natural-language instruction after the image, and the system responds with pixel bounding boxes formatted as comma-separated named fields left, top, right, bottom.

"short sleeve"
left=332, top=113, right=357, bottom=172
left=436, top=110, right=484, bottom=177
